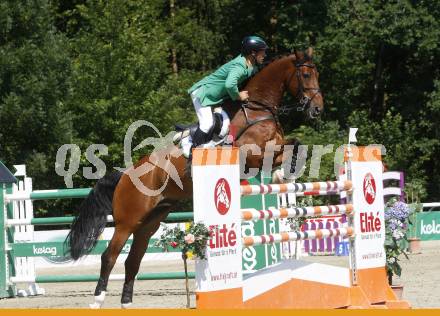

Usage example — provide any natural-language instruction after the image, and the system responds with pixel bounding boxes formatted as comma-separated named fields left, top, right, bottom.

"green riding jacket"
left=188, top=55, right=257, bottom=107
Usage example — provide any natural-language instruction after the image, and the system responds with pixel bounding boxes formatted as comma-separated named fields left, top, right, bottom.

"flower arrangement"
left=155, top=222, right=210, bottom=308
left=384, top=198, right=413, bottom=284
left=155, top=222, right=210, bottom=258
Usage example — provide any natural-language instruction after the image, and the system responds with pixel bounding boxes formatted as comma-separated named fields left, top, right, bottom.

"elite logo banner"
left=363, top=172, right=376, bottom=205
left=214, top=178, right=231, bottom=215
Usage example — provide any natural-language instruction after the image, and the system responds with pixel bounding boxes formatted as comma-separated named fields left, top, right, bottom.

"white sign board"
left=193, top=148, right=243, bottom=292
left=352, top=159, right=386, bottom=269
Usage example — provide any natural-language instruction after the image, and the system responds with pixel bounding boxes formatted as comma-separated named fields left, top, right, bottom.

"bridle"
left=245, top=60, right=322, bottom=116
left=233, top=59, right=322, bottom=140
left=286, top=61, right=322, bottom=112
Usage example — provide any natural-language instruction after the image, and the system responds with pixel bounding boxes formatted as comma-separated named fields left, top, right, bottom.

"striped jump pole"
left=295, top=189, right=341, bottom=196
left=242, top=227, right=354, bottom=247
left=241, top=204, right=353, bottom=221
left=240, top=180, right=352, bottom=196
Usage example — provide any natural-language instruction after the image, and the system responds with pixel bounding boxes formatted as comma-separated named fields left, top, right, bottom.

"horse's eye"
left=303, top=73, right=311, bottom=79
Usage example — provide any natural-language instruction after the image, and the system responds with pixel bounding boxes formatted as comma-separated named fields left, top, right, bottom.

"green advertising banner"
left=416, top=212, right=440, bottom=241
left=241, top=173, right=281, bottom=274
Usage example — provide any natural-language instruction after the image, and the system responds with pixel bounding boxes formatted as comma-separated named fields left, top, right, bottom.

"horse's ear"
left=294, top=49, right=304, bottom=61
left=292, top=48, right=298, bottom=60
left=290, top=48, right=301, bottom=61
left=306, top=47, right=314, bottom=60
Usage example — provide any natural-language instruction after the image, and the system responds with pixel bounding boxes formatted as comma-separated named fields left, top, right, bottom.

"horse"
left=65, top=47, right=323, bottom=308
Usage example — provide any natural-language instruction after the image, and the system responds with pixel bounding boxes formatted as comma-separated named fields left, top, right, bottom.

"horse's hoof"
left=89, top=302, right=102, bottom=309
left=89, top=291, right=106, bottom=309
left=121, top=302, right=132, bottom=309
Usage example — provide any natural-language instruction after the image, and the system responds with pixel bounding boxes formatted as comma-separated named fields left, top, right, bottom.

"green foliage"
left=348, top=109, right=436, bottom=200
left=295, top=122, right=343, bottom=178
left=167, top=2, right=227, bottom=70
left=318, top=0, right=440, bottom=121
left=0, top=0, right=73, bottom=188
left=405, top=182, right=427, bottom=205
left=67, top=0, right=170, bottom=158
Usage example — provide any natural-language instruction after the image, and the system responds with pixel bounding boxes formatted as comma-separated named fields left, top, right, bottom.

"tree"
left=0, top=0, right=73, bottom=190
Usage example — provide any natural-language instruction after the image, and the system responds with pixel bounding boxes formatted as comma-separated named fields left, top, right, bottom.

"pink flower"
left=170, top=241, right=179, bottom=248
left=184, top=234, right=195, bottom=244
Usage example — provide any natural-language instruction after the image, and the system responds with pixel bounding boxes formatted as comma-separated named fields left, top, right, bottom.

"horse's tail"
left=65, top=171, right=123, bottom=260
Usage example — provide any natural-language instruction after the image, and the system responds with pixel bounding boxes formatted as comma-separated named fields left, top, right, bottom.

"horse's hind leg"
left=90, top=226, right=131, bottom=308
left=121, top=199, right=174, bottom=308
left=120, top=225, right=159, bottom=308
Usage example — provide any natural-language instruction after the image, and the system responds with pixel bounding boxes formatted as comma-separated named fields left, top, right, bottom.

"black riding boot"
left=192, top=127, right=210, bottom=148
left=185, top=128, right=210, bottom=177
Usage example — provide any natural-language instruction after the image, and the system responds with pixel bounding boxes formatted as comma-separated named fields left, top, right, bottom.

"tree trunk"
left=170, top=0, right=178, bottom=76
left=270, top=1, right=278, bottom=54
left=371, top=42, right=385, bottom=119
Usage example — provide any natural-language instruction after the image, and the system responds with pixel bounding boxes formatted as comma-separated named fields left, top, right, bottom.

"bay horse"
left=65, top=48, right=323, bottom=308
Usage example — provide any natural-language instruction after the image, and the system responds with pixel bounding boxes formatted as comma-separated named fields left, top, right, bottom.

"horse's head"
left=286, top=48, right=324, bottom=119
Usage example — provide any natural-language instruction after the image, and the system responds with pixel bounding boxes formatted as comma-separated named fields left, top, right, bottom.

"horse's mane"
left=259, top=53, right=293, bottom=70
left=259, top=50, right=313, bottom=70
left=239, top=53, right=293, bottom=89
left=240, top=50, right=314, bottom=88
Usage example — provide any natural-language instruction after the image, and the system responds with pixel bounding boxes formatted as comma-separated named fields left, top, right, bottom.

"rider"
left=184, top=35, right=268, bottom=158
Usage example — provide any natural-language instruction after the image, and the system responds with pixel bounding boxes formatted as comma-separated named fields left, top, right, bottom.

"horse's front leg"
left=272, top=138, right=303, bottom=179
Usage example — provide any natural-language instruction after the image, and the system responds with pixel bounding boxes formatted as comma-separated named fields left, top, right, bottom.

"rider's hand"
left=238, top=91, right=249, bottom=102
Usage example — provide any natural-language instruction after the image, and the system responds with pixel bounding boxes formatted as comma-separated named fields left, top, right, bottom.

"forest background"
left=1, top=0, right=439, bottom=217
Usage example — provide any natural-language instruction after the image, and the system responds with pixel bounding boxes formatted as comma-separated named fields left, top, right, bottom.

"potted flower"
left=155, top=222, right=210, bottom=308
left=384, top=198, right=412, bottom=298
left=407, top=203, right=422, bottom=253
left=405, top=182, right=424, bottom=254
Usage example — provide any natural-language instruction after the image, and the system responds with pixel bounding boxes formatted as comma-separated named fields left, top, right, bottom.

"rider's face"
left=255, top=50, right=266, bottom=65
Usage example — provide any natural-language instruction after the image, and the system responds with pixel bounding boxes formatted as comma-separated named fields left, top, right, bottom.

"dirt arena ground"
left=0, top=240, right=439, bottom=309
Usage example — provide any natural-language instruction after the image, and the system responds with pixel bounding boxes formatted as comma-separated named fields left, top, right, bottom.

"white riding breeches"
left=191, top=88, right=213, bottom=133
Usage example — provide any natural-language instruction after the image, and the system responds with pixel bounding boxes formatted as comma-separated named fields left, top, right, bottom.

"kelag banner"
left=415, top=212, right=440, bottom=241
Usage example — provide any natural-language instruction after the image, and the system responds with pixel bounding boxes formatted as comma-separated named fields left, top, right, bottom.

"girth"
left=233, top=102, right=277, bottom=141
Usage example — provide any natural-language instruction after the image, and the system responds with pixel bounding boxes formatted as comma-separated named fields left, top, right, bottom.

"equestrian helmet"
left=241, top=36, right=268, bottom=55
